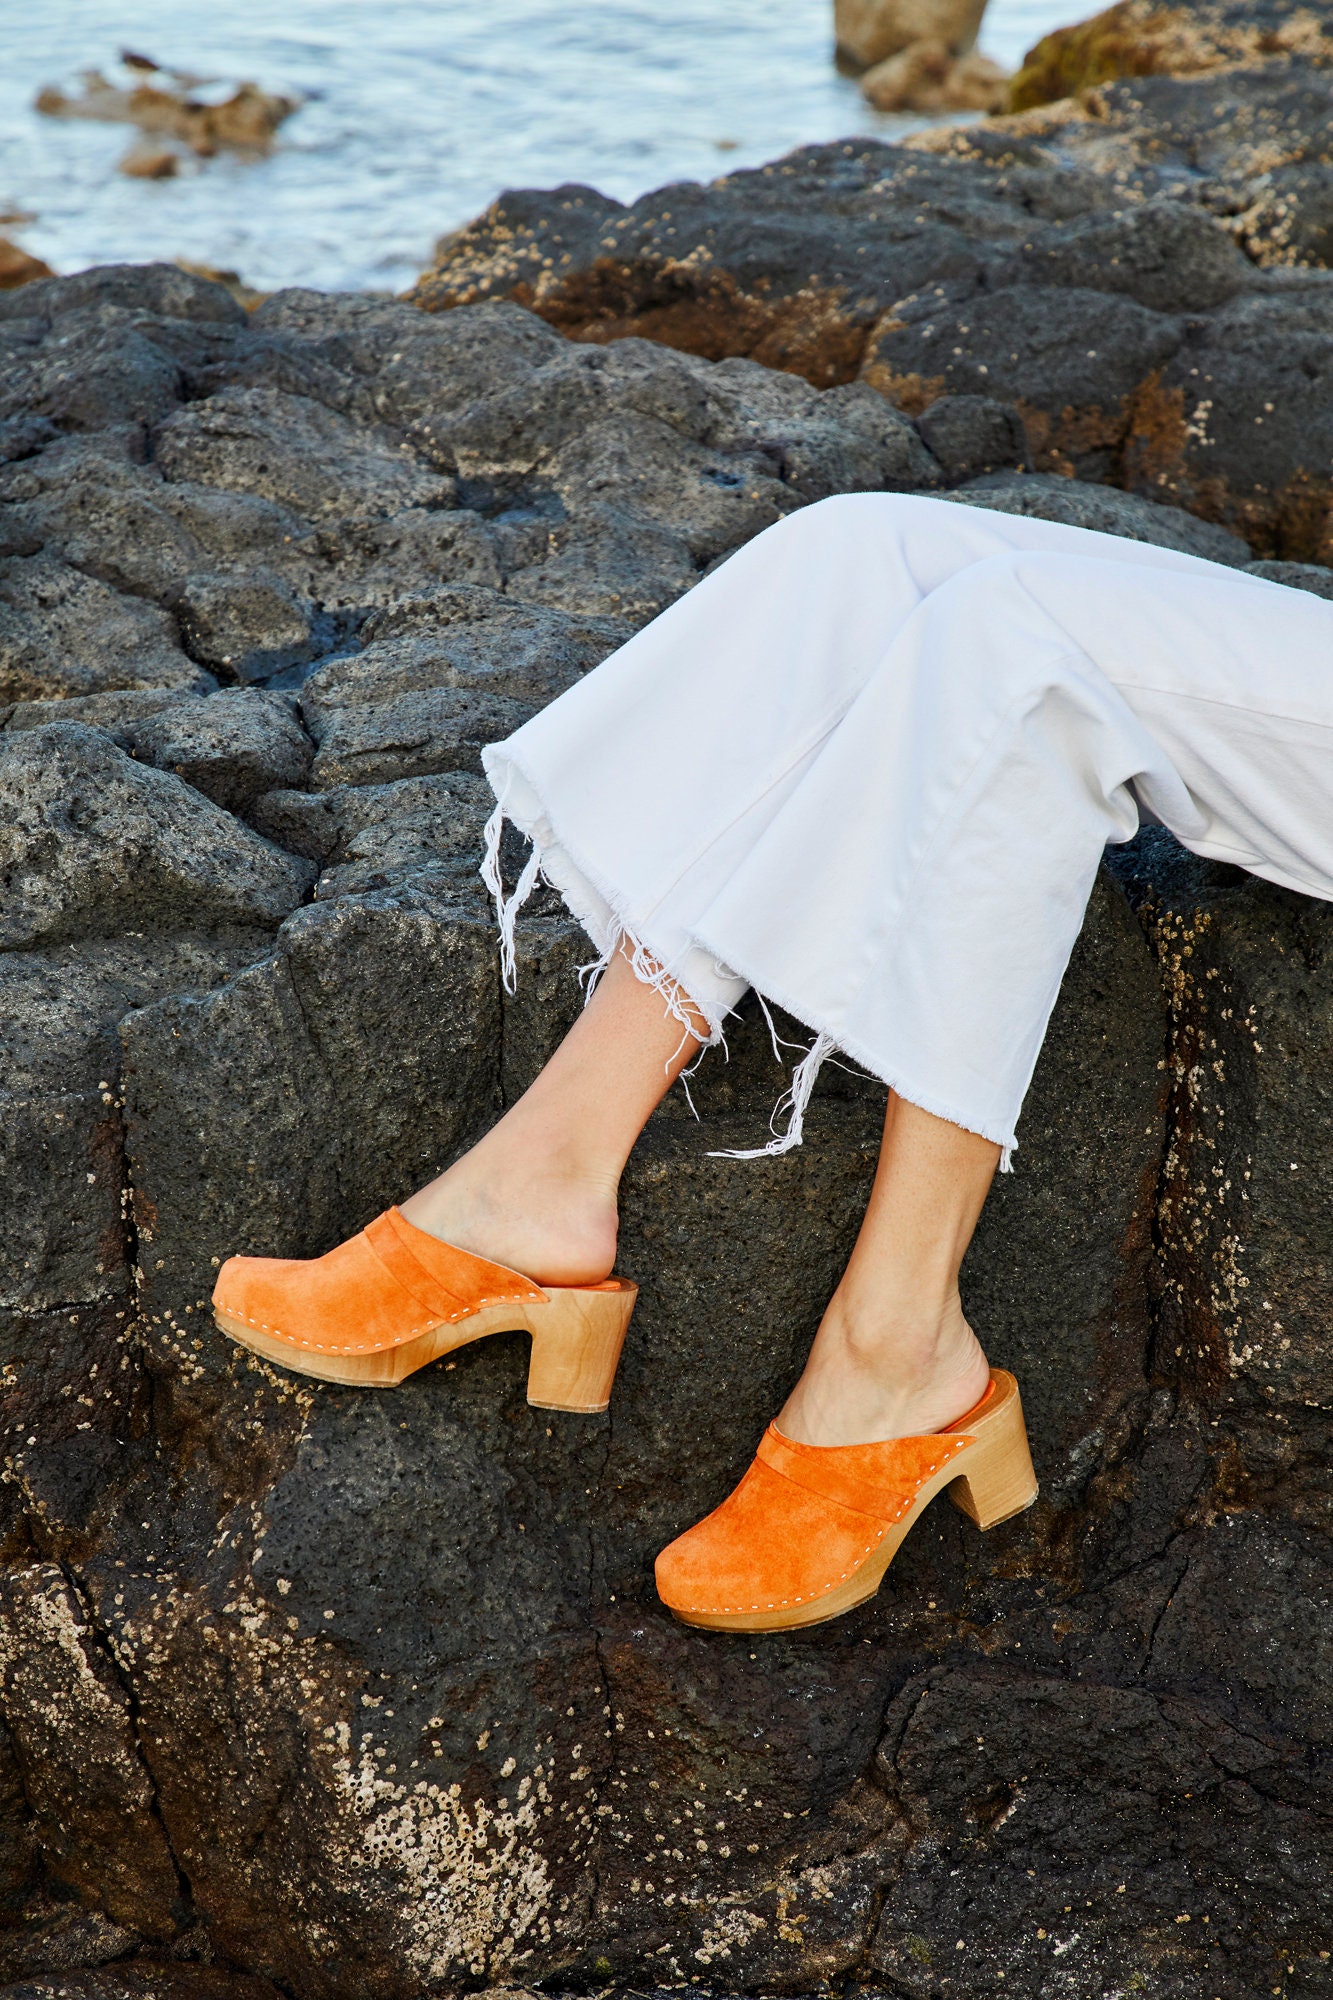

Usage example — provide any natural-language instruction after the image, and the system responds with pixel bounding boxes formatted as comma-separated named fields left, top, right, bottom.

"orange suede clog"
left=655, top=1367, right=1036, bottom=1631
left=212, top=1205, right=637, bottom=1412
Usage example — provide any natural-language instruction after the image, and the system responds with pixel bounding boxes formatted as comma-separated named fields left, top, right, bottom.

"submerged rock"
left=35, top=54, right=299, bottom=174
left=0, top=238, right=1328, bottom=2000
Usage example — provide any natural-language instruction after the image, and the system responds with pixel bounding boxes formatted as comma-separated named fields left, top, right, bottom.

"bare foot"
left=776, top=1286, right=991, bottom=1447
left=399, top=1128, right=619, bottom=1287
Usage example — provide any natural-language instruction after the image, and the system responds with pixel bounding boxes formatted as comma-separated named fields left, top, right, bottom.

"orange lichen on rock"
left=1008, top=0, right=1333, bottom=111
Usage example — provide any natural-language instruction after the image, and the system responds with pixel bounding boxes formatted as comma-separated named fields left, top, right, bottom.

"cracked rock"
left=0, top=558, right=211, bottom=704
left=0, top=722, right=312, bottom=948
left=0, top=225, right=1327, bottom=1999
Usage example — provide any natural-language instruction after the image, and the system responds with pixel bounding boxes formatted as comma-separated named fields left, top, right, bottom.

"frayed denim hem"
left=481, top=788, right=1016, bottom=1172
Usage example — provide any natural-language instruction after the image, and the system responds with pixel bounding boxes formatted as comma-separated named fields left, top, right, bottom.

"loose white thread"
left=480, top=804, right=1014, bottom=1170
left=753, top=989, right=803, bottom=1067
left=481, top=804, right=541, bottom=995
left=710, top=1030, right=836, bottom=1160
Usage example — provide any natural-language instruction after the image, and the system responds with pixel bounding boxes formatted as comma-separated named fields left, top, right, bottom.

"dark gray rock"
left=862, top=283, right=1185, bottom=483
left=0, top=323, right=183, bottom=434
left=305, top=587, right=629, bottom=710
left=1120, top=284, right=1333, bottom=558
left=947, top=471, right=1253, bottom=565
left=9, top=690, right=313, bottom=817
left=5, top=688, right=186, bottom=736
left=0, top=558, right=211, bottom=704
left=122, top=690, right=312, bottom=814
left=0, top=723, right=312, bottom=949
left=0, top=441, right=310, bottom=613
left=250, top=771, right=493, bottom=903
left=0, top=246, right=1328, bottom=2000
left=0, top=934, right=272, bottom=1314
left=74, top=858, right=1175, bottom=1997
left=410, top=152, right=1121, bottom=386
left=172, top=572, right=316, bottom=682
left=408, top=112, right=1333, bottom=556
left=1246, top=556, right=1333, bottom=598
left=307, top=509, right=506, bottom=607
left=153, top=386, right=455, bottom=522
left=0, top=262, right=246, bottom=331
left=305, top=687, right=534, bottom=788
left=1006, top=195, right=1253, bottom=314
left=1138, top=867, right=1333, bottom=1414
left=914, top=395, right=1032, bottom=482
left=0, top=1972, right=285, bottom=2000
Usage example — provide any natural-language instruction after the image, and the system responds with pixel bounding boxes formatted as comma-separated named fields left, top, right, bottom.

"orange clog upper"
left=212, top=1206, right=544, bottom=1356
left=655, top=1420, right=975, bottom=1621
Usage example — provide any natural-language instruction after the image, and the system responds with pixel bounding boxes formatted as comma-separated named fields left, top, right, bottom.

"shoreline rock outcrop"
left=0, top=250, right=1329, bottom=2000
left=411, top=0, right=1333, bottom=564
left=3, top=1, right=1333, bottom=1984
left=0, top=240, right=54, bottom=292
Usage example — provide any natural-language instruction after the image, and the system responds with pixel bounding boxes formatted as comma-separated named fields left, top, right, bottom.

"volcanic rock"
left=0, top=250, right=1327, bottom=2000
left=412, top=31, right=1333, bottom=559
left=0, top=558, right=211, bottom=704
left=1245, top=555, right=1333, bottom=597
left=943, top=469, right=1252, bottom=561
left=1009, top=0, right=1333, bottom=109
left=0, top=722, right=311, bottom=948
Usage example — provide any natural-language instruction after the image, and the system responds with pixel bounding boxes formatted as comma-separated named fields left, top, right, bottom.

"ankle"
left=822, top=1280, right=974, bottom=1379
left=400, top=1131, right=620, bottom=1287
left=778, top=1287, right=990, bottom=1447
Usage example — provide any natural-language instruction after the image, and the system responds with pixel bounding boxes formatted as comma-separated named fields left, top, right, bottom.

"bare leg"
left=408, top=950, right=996, bottom=1441
left=777, top=1094, right=997, bottom=1444
left=400, top=948, right=706, bottom=1286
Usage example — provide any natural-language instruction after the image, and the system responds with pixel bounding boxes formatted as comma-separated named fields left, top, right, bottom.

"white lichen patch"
left=329, top=1744, right=555, bottom=1980
left=0, top=1568, right=117, bottom=1714
left=693, top=1902, right=768, bottom=1963
left=103, top=1574, right=567, bottom=1982
left=0, top=1564, right=159, bottom=1817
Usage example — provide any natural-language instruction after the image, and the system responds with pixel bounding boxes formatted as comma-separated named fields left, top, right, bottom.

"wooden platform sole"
left=215, top=1277, right=637, bottom=1412
left=673, top=1374, right=1039, bottom=1633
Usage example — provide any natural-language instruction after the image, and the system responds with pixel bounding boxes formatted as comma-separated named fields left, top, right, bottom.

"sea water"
left=1, top=0, right=1079, bottom=295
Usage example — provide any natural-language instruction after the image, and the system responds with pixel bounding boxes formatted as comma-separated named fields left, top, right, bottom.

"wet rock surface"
left=0, top=217, right=1329, bottom=2000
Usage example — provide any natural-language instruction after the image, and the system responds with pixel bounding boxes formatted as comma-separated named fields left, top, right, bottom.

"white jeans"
left=482, top=494, right=1333, bottom=1165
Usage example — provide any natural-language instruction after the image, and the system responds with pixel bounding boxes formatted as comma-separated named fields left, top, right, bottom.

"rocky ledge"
left=412, top=0, right=1333, bottom=563
left=1, top=33, right=1332, bottom=2000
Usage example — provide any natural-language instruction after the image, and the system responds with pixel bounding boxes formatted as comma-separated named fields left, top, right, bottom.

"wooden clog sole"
left=215, top=1276, right=637, bottom=1412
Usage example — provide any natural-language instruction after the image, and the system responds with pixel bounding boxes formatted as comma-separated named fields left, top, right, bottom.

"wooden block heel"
left=947, top=1372, right=1038, bottom=1529
left=656, top=1367, right=1039, bottom=1633
left=525, top=1280, right=637, bottom=1412
left=211, top=1205, right=637, bottom=1407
